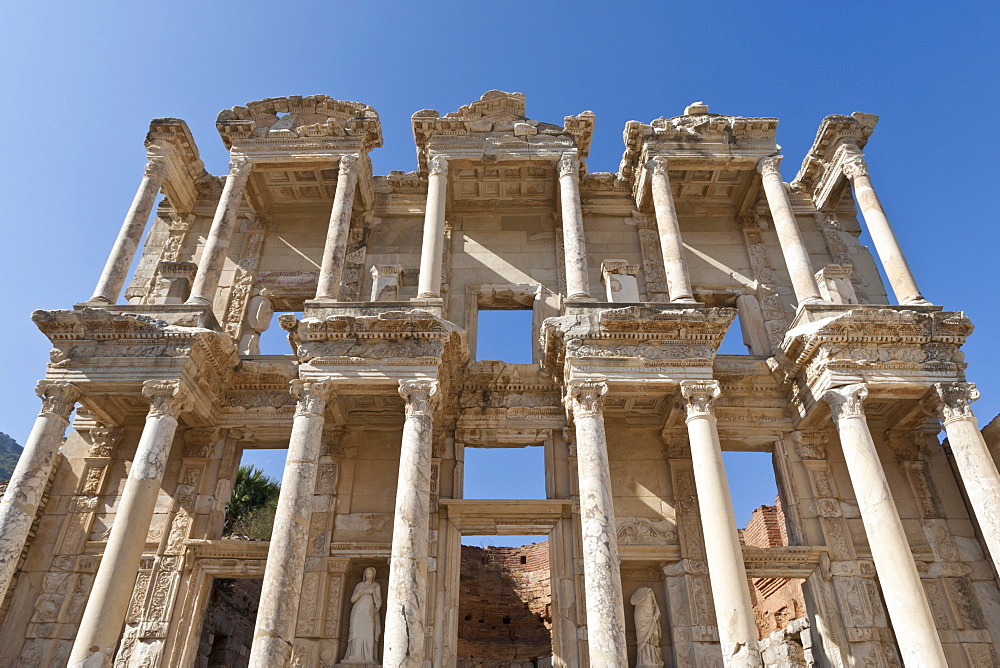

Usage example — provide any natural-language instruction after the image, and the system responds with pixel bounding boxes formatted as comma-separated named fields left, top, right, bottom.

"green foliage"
left=0, top=432, right=24, bottom=481
left=224, top=465, right=281, bottom=540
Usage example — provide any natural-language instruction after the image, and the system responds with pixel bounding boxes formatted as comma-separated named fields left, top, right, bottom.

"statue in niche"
left=631, top=587, right=663, bottom=668
left=341, top=567, right=382, bottom=664
left=238, top=287, right=274, bottom=355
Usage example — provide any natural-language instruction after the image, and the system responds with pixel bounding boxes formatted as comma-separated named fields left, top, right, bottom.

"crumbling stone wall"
left=458, top=542, right=552, bottom=667
left=196, top=578, right=262, bottom=668
left=741, top=498, right=807, bottom=638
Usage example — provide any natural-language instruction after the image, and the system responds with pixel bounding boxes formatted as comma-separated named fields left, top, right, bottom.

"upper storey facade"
left=88, top=91, right=919, bottom=360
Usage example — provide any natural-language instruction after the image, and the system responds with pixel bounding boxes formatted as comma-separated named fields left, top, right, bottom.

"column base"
left=902, top=296, right=935, bottom=306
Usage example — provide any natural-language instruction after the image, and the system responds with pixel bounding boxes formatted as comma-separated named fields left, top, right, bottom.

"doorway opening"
left=198, top=577, right=262, bottom=668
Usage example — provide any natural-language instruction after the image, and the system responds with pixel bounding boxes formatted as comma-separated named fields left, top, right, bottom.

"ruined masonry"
left=2, top=90, right=998, bottom=667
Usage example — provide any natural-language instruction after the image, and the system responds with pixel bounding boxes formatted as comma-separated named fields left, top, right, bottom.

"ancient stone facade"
left=2, top=90, right=999, bottom=667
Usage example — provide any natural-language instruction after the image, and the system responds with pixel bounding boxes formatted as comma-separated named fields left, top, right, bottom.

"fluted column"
left=842, top=154, right=928, bottom=304
left=567, top=379, right=627, bottom=666
left=558, top=153, right=591, bottom=301
left=932, top=382, right=1000, bottom=575
left=417, top=156, right=448, bottom=298
left=822, top=383, right=946, bottom=666
left=757, top=156, right=823, bottom=305
left=250, top=379, right=334, bottom=667
left=315, top=154, right=360, bottom=300
left=0, top=381, right=81, bottom=599
left=679, top=380, right=762, bottom=667
left=186, top=156, right=253, bottom=306
left=649, top=157, right=695, bottom=303
left=383, top=379, right=439, bottom=668
left=89, top=155, right=169, bottom=304
left=69, top=380, right=191, bottom=668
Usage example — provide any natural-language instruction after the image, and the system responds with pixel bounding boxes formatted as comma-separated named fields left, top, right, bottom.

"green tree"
left=224, top=465, right=281, bottom=540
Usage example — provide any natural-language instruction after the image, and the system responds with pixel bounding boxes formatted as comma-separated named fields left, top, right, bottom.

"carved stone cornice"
left=822, top=383, right=868, bottom=424
left=399, top=380, right=440, bottom=418
left=145, top=117, right=215, bottom=210
left=756, top=156, right=783, bottom=178
left=36, top=381, right=82, bottom=419
left=790, top=112, right=878, bottom=208
left=142, top=380, right=192, bottom=419
left=566, top=380, right=609, bottom=418
left=679, top=380, right=721, bottom=420
left=932, top=382, right=979, bottom=425
left=290, top=379, right=336, bottom=418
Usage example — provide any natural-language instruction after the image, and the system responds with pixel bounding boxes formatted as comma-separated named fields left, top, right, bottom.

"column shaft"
left=250, top=380, right=333, bottom=666
left=680, top=381, right=762, bottom=666
left=383, top=380, right=439, bottom=668
left=823, top=384, right=947, bottom=667
left=649, top=157, right=695, bottom=302
left=0, top=381, right=80, bottom=599
left=559, top=153, right=591, bottom=301
left=90, top=156, right=168, bottom=304
left=187, top=157, right=252, bottom=306
left=934, top=382, right=1000, bottom=575
left=757, top=157, right=823, bottom=304
left=568, top=380, right=627, bottom=666
left=69, top=380, right=191, bottom=668
left=843, top=155, right=927, bottom=304
left=417, top=156, right=448, bottom=298
left=316, top=154, right=360, bottom=300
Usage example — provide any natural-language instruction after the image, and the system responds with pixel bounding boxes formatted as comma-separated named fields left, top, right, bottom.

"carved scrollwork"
left=290, top=379, right=336, bottom=418
left=339, top=152, right=360, bottom=176
left=144, top=156, right=169, bottom=181
left=566, top=379, right=609, bottom=418
left=649, top=156, right=669, bottom=177
left=557, top=152, right=579, bottom=178
left=428, top=155, right=448, bottom=177
left=822, top=383, right=868, bottom=423
left=398, top=379, right=440, bottom=418
left=841, top=154, right=869, bottom=180
left=932, top=382, right=980, bottom=425
left=89, top=425, right=123, bottom=457
left=756, top=156, right=783, bottom=178
left=35, top=380, right=82, bottom=418
left=795, top=432, right=828, bottom=460
left=679, top=380, right=721, bottom=420
left=142, top=380, right=192, bottom=419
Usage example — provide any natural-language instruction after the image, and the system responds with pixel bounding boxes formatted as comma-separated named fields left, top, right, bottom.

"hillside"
left=0, top=432, right=23, bottom=481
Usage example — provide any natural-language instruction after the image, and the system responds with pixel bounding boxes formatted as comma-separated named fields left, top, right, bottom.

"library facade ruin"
left=2, top=90, right=999, bottom=667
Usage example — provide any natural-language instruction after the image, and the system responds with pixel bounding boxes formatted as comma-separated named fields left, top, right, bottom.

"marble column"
left=186, top=156, right=253, bottom=306
left=315, top=154, right=360, bottom=300
left=567, top=379, right=627, bottom=666
left=69, top=380, right=192, bottom=668
left=0, top=381, right=81, bottom=599
left=249, top=379, right=334, bottom=667
left=822, top=383, right=947, bottom=666
left=757, top=157, right=823, bottom=305
left=558, top=153, right=592, bottom=301
left=383, top=379, right=439, bottom=668
left=417, top=155, right=448, bottom=299
left=679, top=380, right=762, bottom=667
left=649, top=157, right=696, bottom=303
left=89, top=155, right=169, bottom=304
left=933, top=382, right=1000, bottom=575
left=842, top=154, right=928, bottom=305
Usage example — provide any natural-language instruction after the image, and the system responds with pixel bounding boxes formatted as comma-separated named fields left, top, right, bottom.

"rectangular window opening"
left=224, top=448, right=286, bottom=540
left=463, top=445, right=546, bottom=502
left=717, top=312, right=748, bottom=355
left=476, top=309, right=534, bottom=364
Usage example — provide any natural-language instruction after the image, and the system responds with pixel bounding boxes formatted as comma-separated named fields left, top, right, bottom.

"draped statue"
left=341, top=567, right=382, bottom=664
left=631, top=587, right=663, bottom=668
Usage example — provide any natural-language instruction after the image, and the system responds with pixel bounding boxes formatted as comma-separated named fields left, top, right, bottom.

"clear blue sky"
left=2, top=2, right=998, bottom=545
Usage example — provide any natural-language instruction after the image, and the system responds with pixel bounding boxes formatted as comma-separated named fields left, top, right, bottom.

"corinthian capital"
left=679, top=380, right=721, bottom=420
left=649, top=156, right=669, bottom=176
left=932, top=382, right=980, bottom=424
left=822, top=383, right=868, bottom=423
left=398, top=379, right=440, bottom=418
left=567, top=380, right=609, bottom=418
left=558, top=153, right=579, bottom=177
left=142, top=380, right=192, bottom=419
left=36, top=381, right=82, bottom=419
left=290, top=379, right=336, bottom=418
left=756, top=156, right=784, bottom=178
left=428, top=155, right=448, bottom=177
left=227, top=155, right=253, bottom=180
left=841, top=154, right=869, bottom=180
left=144, top=155, right=169, bottom=181
left=339, top=153, right=361, bottom=176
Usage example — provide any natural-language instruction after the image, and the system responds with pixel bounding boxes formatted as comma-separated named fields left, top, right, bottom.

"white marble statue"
left=630, top=587, right=663, bottom=668
left=342, top=567, right=382, bottom=664
left=238, top=287, right=274, bottom=355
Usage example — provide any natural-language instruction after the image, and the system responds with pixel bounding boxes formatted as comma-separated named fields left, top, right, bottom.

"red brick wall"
left=458, top=542, right=552, bottom=665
